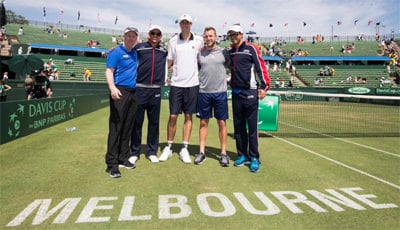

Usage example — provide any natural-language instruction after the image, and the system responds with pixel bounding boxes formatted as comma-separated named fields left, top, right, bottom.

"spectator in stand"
left=274, top=78, right=280, bottom=88
left=48, top=58, right=55, bottom=69
left=2, top=72, right=9, bottom=83
left=26, top=43, right=31, bottom=54
left=288, top=80, right=294, bottom=88
left=84, top=68, right=92, bottom=81
left=64, top=58, right=74, bottom=65
left=272, top=62, right=277, bottom=72
left=17, top=27, right=24, bottom=35
left=319, top=67, right=324, bottom=76
left=54, top=69, right=60, bottom=80
left=280, top=78, right=285, bottom=88
left=0, top=79, right=12, bottom=102
left=17, top=46, right=23, bottom=55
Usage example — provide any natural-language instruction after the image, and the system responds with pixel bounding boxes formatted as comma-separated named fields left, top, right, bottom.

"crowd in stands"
left=344, top=76, right=368, bottom=84
left=340, top=43, right=355, bottom=54
left=42, top=58, right=60, bottom=81
left=383, top=40, right=400, bottom=68
left=319, top=66, right=336, bottom=76
left=312, top=34, right=325, bottom=44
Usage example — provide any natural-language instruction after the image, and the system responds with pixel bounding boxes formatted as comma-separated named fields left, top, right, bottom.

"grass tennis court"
left=0, top=99, right=399, bottom=229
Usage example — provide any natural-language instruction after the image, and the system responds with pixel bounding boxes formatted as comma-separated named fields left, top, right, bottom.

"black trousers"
left=231, top=89, right=260, bottom=159
left=130, top=87, right=162, bottom=156
left=105, top=87, right=137, bottom=168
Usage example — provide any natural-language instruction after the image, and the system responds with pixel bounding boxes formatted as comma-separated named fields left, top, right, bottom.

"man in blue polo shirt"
left=105, top=26, right=139, bottom=178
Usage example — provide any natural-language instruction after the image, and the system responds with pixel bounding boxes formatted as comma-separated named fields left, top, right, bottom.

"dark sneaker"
left=119, top=161, right=136, bottom=169
left=106, top=167, right=121, bottom=178
left=234, top=155, right=250, bottom=167
left=194, top=153, right=206, bottom=165
left=219, top=155, right=230, bottom=167
left=249, top=157, right=260, bottom=173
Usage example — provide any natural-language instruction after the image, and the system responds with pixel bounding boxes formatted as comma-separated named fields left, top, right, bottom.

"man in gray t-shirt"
left=194, top=26, right=230, bottom=167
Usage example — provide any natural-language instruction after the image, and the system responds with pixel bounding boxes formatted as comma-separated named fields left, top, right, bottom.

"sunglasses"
left=227, top=32, right=240, bottom=38
left=150, top=31, right=162, bottom=36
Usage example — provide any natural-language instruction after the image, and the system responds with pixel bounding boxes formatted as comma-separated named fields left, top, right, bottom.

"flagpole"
left=43, top=7, right=46, bottom=30
left=77, top=10, right=80, bottom=31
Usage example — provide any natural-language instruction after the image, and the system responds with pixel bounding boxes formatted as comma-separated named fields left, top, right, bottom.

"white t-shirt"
left=167, top=33, right=203, bottom=87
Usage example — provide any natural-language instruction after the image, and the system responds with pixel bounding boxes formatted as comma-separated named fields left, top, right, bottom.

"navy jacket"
left=134, top=41, right=168, bottom=86
left=227, top=41, right=270, bottom=90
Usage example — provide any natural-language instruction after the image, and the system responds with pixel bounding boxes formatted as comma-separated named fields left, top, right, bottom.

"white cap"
left=149, top=25, right=163, bottom=34
left=124, top=26, right=139, bottom=35
left=227, top=25, right=243, bottom=34
left=179, top=14, right=192, bottom=23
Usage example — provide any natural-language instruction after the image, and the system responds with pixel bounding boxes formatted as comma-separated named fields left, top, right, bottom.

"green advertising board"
left=258, top=95, right=280, bottom=131
left=0, top=94, right=109, bottom=144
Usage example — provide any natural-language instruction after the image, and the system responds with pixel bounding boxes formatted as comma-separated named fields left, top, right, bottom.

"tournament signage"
left=5, top=187, right=398, bottom=227
left=346, top=87, right=372, bottom=95
left=0, top=95, right=109, bottom=144
left=375, top=88, right=400, bottom=96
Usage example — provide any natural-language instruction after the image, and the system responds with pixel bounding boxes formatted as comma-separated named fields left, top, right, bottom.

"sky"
left=3, top=0, right=400, bottom=38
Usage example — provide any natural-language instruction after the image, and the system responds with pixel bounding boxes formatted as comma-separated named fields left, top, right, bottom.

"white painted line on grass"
left=280, top=122, right=400, bottom=158
left=272, top=135, right=400, bottom=190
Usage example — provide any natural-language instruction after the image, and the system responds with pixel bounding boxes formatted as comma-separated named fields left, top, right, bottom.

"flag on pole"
left=77, top=10, right=80, bottom=20
left=148, top=18, right=152, bottom=28
left=43, top=7, right=46, bottom=17
left=354, top=19, right=359, bottom=26
left=97, top=13, right=101, bottom=23
left=375, top=22, right=380, bottom=26
left=250, top=22, right=255, bottom=27
left=337, top=21, right=342, bottom=26
left=115, top=16, right=118, bottom=25
left=284, top=22, right=288, bottom=27
left=368, top=19, right=373, bottom=26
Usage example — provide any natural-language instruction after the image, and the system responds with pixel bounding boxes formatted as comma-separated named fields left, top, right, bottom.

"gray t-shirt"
left=198, top=46, right=229, bottom=93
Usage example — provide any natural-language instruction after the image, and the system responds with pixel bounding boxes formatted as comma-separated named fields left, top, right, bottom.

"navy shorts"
left=196, top=92, right=228, bottom=120
left=169, top=85, right=199, bottom=115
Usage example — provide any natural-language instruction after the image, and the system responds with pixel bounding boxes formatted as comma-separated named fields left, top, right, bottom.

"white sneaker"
left=129, top=156, right=139, bottom=164
left=179, top=148, right=192, bottom=164
left=148, top=155, right=159, bottom=163
left=159, top=147, right=172, bottom=162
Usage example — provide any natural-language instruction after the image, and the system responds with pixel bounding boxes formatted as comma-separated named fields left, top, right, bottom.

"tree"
left=5, top=9, right=29, bottom=24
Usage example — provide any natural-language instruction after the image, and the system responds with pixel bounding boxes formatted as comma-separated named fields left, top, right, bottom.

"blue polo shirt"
left=106, top=44, right=138, bottom=89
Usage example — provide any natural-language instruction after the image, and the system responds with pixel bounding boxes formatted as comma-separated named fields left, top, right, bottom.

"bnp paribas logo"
left=8, top=104, right=24, bottom=138
left=348, top=87, right=371, bottom=94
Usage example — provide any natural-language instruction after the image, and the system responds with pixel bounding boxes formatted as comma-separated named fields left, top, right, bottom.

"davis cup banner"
left=0, top=95, right=109, bottom=144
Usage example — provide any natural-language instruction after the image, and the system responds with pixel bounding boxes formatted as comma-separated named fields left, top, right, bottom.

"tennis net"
left=268, top=91, right=400, bottom=138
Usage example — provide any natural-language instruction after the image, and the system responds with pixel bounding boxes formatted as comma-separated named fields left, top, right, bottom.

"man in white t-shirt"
left=159, top=14, right=203, bottom=164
